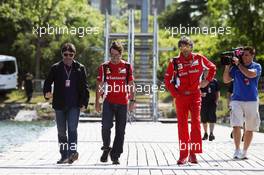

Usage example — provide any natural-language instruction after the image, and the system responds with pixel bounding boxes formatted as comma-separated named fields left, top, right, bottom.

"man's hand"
left=223, top=65, right=232, bottom=83
left=95, top=102, right=101, bottom=113
left=80, top=105, right=86, bottom=112
left=200, top=80, right=209, bottom=88
left=228, top=102, right=232, bottom=110
left=225, top=64, right=231, bottom=70
left=201, top=92, right=206, bottom=97
left=232, top=57, right=240, bottom=66
left=215, top=100, right=219, bottom=106
left=45, top=92, right=53, bottom=99
left=128, top=101, right=135, bottom=112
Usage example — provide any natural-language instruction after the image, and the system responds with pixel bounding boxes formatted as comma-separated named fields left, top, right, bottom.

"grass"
left=3, top=90, right=46, bottom=104
left=3, top=89, right=97, bottom=104
left=2, top=89, right=96, bottom=116
left=2, top=89, right=97, bottom=118
left=259, top=92, right=264, bottom=104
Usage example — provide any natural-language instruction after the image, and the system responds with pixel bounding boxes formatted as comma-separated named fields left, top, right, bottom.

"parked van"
left=0, top=55, right=18, bottom=91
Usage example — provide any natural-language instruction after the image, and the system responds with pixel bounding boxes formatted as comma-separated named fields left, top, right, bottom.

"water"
left=0, top=120, right=55, bottom=153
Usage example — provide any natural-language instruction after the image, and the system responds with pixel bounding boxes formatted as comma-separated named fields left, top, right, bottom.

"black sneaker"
left=100, top=147, right=111, bottom=162
left=112, top=158, right=120, bottom=165
left=202, top=133, right=208, bottom=140
left=68, top=152, right=79, bottom=164
left=110, top=151, right=120, bottom=164
left=209, top=133, right=215, bottom=141
left=57, top=157, right=69, bottom=164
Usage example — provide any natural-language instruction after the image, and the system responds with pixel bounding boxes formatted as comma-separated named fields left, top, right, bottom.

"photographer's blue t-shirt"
left=230, top=62, right=262, bottom=101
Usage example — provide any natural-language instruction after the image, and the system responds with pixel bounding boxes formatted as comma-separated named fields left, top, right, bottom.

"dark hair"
left=61, top=43, right=76, bottom=53
left=178, top=36, right=194, bottom=48
left=109, top=41, right=123, bottom=54
left=243, top=46, right=255, bottom=55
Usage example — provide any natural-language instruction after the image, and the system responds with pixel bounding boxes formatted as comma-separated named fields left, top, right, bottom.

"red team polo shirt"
left=164, top=53, right=216, bottom=97
left=97, top=60, right=134, bottom=105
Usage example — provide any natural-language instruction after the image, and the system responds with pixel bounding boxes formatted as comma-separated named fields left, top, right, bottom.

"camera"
left=220, top=47, right=244, bottom=65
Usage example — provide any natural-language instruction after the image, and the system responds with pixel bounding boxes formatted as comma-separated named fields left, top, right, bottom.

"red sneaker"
left=188, top=153, right=198, bottom=164
left=177, top=157, right=187, bottom=165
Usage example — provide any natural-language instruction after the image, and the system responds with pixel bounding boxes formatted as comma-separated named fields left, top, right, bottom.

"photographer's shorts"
left=230, top=100, right=260, bottom=131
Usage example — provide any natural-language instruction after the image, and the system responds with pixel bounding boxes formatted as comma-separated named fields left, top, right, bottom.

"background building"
left=89, top=0, right=174, bottom=16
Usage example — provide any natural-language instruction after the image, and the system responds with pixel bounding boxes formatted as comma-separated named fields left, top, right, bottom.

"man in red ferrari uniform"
left=164, top=36, right=216, bottom=165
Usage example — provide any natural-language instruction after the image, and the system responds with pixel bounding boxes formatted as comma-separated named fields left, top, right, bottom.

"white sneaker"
left=239, top=150, right=248, bottom=160
left=233, top=149, right=241, bottom=159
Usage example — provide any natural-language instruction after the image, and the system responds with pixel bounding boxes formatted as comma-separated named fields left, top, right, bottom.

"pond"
left=0, top=120, right=55, bottom=153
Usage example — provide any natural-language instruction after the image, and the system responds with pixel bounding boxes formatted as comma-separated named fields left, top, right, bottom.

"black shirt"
left=201, top=79, right=220, bottom=104
left=43, top=60, right=89, bottom=110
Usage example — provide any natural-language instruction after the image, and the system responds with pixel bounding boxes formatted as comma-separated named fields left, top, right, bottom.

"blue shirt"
left=230, top=62, right=262, bottom=101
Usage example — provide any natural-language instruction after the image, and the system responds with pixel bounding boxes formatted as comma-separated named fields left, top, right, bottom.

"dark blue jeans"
left=55, top=107, right=80, bottom=158
left=102, top=100, right=127, bottom=159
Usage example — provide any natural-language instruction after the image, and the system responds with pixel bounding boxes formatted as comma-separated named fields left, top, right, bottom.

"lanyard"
left=64, top=66, right=72, bottom=80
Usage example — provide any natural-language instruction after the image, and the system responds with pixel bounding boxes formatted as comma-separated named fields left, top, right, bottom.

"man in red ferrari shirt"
left=95, top=41, right=135, bottom=164
left=164, top=36, right=216, bottom=165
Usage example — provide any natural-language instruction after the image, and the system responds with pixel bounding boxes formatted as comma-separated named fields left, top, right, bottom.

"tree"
left=0, top=0, right=107, bottom=87
left=228, top=0, right=264, bottom=51
left=200, top=0, right=229, bottom=27
left=158, top=0, right=208, bottom=28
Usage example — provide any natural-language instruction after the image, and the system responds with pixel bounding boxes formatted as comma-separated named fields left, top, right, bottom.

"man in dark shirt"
left=23, top=72, right=34, bottom=103
left=201, top=73, right=220, bottom=141
left=43, top=43, right=89, bottom=164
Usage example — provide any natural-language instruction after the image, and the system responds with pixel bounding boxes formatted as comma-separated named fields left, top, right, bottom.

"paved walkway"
left=0, top=122, right=264, bottom=174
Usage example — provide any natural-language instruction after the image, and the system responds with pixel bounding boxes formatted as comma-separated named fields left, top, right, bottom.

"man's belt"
left=176, top=89, right=200, bottom=96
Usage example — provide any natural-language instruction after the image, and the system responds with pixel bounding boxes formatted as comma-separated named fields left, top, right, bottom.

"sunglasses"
left=63, top=53, right=74, bottom=57
left=179, top=44, right=191, bottom=49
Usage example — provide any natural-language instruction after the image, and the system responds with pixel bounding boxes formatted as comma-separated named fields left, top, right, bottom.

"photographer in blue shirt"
left=223, top=46, right=262, bottom=160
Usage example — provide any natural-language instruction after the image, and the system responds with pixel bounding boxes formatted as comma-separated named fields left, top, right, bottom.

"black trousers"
left=101, top=100, right=127, bottom=159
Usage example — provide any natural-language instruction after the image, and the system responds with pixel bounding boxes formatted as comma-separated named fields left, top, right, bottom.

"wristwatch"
left=130, top=99, right=136, bottom=103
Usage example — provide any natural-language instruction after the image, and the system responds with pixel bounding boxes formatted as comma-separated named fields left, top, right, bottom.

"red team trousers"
left=175, top=92, right=202, bottom=158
